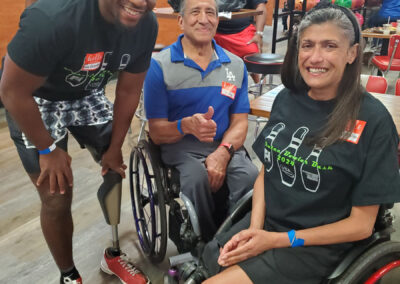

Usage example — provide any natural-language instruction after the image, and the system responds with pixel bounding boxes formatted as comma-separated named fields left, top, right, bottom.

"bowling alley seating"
left=371, top=34, right=400, bottom=77
left=243, top=53, right=284, bottom=97
left=360, top=74, right=388, bottom=94
left=243, top=53, right=284, bottom=140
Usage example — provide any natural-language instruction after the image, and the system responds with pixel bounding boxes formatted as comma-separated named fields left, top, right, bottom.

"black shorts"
left=203, top=212, right=351, bottom=284
left=6, top=111, right=112, bottom=174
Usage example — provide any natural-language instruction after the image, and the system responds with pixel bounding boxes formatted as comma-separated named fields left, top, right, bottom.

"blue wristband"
left=38, top=142, right=56, bottom=155
left=177, top=119, right=184, bottom=135
left=288, top=229, right=304, bottom=247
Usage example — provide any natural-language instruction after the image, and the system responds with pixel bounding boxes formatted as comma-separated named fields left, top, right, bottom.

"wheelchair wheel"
left=332, top=241, right=400, bottom=284
left=129, top=139, right=168, bottom=263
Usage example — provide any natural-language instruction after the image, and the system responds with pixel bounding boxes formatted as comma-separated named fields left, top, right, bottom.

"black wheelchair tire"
left=129, top=139, right=168, bottom=263
left=331, top=241, right=400, bottom=284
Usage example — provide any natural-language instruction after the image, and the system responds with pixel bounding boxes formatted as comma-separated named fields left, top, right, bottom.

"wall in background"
left=0, top=0, right=25, bottom=61
left=0, top=0, right=284, bottom=59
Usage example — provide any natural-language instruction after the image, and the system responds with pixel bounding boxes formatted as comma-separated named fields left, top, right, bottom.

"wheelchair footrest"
left=169, top=252, right=195, bottom=267
left=168, top=200, right=198, bottom=253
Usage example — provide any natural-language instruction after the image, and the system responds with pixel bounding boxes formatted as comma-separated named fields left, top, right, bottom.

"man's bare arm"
left=101, top=70, right=146, bottom=177
left=0, top=55, right=73, bottom=193
left=205, top=113, right=249, bottom=191
left=148, top=106, right=217, bottom=145
left=248, top=3, right=267, bottom=51
left=1, top=55, right=52, bottom=149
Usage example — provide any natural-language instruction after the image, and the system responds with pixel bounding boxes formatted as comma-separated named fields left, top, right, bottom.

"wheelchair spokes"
left=130, top=147, right=153, bottom=255
left=129, top=139, right=168, bottom=263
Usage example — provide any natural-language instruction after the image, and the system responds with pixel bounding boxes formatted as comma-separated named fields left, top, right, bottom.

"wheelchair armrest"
left=326, top=227, right=394, bottom=280
left=374, top=203, right=395, bottom=232
left=216, top=189, right=253, bottom=235
left=180, top=192, right=202, bottom=237
left=146, top=136, right=164, bottom=167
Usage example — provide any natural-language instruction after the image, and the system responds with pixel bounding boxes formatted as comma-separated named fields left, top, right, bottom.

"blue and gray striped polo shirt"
left=144, top=34, right=249, bottom=140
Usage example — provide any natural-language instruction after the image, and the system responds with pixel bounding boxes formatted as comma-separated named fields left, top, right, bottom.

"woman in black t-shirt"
left=203, top=2, right=400, bottom=284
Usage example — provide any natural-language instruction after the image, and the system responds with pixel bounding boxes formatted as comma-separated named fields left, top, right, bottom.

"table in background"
left=362, top=28, right=394, bottom=56
left=362, top=28, right=394, bottom=40
left=250, top=85, right=400, bottom=135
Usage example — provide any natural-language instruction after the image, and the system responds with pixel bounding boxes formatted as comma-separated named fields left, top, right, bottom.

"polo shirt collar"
left=170, top=34, right=231, bottom=64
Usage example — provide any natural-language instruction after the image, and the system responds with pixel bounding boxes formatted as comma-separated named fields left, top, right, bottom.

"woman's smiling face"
left=298, top=22, right=357, bottom=100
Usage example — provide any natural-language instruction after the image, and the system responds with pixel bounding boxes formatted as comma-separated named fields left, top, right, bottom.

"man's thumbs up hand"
left=182, top=106, right=217, bottom=142
left=203, top=106, right=214, bottom=120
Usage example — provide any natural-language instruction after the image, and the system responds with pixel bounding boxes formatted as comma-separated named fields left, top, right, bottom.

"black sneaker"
left=60, top=274, right=82, bottom=284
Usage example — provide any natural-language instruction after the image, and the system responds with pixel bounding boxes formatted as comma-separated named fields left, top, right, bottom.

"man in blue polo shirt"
left=144, top=0, right=258, bottom=241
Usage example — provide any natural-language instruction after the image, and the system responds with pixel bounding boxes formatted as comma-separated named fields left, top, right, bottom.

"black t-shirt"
left=253, top=88, right=400, bottom=233
left=7, top=0, right=158, bottom=101
left=217, top=0, right=267, bottom=34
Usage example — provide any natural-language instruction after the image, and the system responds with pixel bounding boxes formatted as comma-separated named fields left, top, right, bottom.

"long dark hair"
left=281, top=3, right=363, bottom=147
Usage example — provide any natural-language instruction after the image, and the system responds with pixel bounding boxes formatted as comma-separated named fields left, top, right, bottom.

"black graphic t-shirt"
left=7, top=0, right=158, bottom=101
left=253, top=88, right=400, bottom=234
left=217, top=0, right=267, bottom=34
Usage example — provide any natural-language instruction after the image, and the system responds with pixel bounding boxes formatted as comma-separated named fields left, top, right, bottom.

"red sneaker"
left=100, top=250, right=150, bottom=284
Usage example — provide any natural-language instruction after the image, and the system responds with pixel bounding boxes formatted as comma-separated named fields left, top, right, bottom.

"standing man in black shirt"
left=0, top=0, right=157, bottom=283
left=214, top=0, right=267, bottom=82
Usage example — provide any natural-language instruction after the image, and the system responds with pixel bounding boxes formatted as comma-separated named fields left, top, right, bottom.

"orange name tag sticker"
left=221, top=81, right=237, bottom=100
left=343, top=120, right=366, bottom=144
left=81, top=52, right=104, bottom=71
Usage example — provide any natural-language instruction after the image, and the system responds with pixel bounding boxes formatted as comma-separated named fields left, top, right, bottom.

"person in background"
left=0, top=0, right=157, bottom=283
left=144, top=0, right=258, bottom=241
left=367, top=0, right=400, bottom=27
left=202, top=2, right=400, bottom=283
left=214, top=0, right=267, bottom=83
left=282, top=1, right=289, bottom=33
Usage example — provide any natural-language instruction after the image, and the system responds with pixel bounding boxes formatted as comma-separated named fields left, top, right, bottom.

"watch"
left=256, top=31, right=264, bottom=37
left=220, top=142, right=235, bottom=157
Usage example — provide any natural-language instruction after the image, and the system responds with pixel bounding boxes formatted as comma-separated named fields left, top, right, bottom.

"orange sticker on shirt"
left=81, top=52, right=104, bottom=71
left=343, top=120, right=366, bottom=144
left=221, top=81, right=237, bottom=100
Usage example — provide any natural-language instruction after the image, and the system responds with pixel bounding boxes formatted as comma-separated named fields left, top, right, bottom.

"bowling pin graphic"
left=300, top=145, right=322, bottom=192
left=264, top=123, right=285, bottom=172
left=118, top=54, right=131, bottom=70
left=277, top=126, right=309, bottom=187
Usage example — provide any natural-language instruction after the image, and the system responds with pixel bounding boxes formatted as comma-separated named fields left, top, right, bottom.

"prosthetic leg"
left=82, top=139, right=123, bottom=256
left=97, top=170, right=123, bottom=256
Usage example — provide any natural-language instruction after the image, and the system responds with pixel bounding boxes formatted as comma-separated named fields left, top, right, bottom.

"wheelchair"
left=129, top=134, right=232, bottom=263
left=165, top=202, right=400, bottom=284
left=129, top=135, right=400, bottom=283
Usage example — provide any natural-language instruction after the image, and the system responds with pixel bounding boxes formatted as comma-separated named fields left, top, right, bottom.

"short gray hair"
left=179, top=0, right=219, bottom=16
left=297, top=7, right=357, bottom=46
